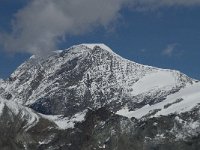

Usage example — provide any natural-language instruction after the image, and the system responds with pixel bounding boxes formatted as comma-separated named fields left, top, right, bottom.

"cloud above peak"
left=1, top=0, right=129, bottom=55
left=1, top=0, right=200, bottom=55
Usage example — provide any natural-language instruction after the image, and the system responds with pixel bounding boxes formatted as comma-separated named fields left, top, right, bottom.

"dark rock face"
left=0, top=100, right=200, bottom=150
left=64, top=108, right=200, bottom=150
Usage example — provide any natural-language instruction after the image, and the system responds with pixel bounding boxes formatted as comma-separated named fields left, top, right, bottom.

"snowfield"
left=41, top=110, right=87, bottom=129
left=131, top=70, right=179, bottom=95
left=117, top=81, right=200, bottom=118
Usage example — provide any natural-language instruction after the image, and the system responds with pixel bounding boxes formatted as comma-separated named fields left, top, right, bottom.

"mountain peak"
left=79, top=43, right=113, bottom=53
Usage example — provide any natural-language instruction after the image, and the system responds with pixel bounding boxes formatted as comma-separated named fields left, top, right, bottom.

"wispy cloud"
left=140, top=49, right=146, bottom=53
left=0, top=0, right=130, bottom=56
left=162, top=43, right=178, bottom=57
left=130, top=0, right=200, bottom=11
left=1, top=0, right=200, bottom=55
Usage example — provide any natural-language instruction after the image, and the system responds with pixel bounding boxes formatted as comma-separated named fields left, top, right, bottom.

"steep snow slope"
left=131, top=71, right=179, bottom=95
left=117, top=81, right=200, bottom=118
left=0, top=44, right=194, bottom=116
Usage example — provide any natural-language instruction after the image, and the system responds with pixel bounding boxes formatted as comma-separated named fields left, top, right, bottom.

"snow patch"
left=42, top=110, right=87, bottom=129
left=117, top=82, right=200, bottom=119
left=131, top=71, right=178, bottom=95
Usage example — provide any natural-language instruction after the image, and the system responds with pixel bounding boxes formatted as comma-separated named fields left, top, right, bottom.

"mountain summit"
left=0, top=43, right=194, bottom=116
left=80, top=43, right=114, bottom=53
left=0, top=44, right=200, bottom=149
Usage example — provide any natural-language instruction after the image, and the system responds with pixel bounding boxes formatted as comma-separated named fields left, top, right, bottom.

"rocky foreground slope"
left=0, top=44, right=200, bottom=150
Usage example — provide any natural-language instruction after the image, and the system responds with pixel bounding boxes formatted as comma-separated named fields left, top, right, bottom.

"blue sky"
left=0, top=0, right=200, bottom=79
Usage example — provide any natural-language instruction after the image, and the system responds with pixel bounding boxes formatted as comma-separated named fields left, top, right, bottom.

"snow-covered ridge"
left=80, top=43, right=113, bottom=53
left=0, top=98, right=39, bottom=131
left=0, top=96, right=87, bottom=130
left=117, top=82, right=200, bottom=119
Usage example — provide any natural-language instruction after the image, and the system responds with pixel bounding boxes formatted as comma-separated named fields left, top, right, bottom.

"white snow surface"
left=42, top=110, right=87, bottom=130
left=131, top=70, right=179, bottom=95
left=117, top=82, right=200, bottom=119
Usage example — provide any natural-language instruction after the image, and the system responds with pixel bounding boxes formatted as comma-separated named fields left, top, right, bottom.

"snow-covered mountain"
left=0, top=44, right=194, bottom=116
left=0, top=43, right=200, bottom=150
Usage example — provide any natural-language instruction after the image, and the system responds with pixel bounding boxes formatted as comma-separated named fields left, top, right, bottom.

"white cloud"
left=1, top=0, right=130, bottom=56
left=1, top=0, right=200, bottom=55
left=162, top=44, right=177, bottom=57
